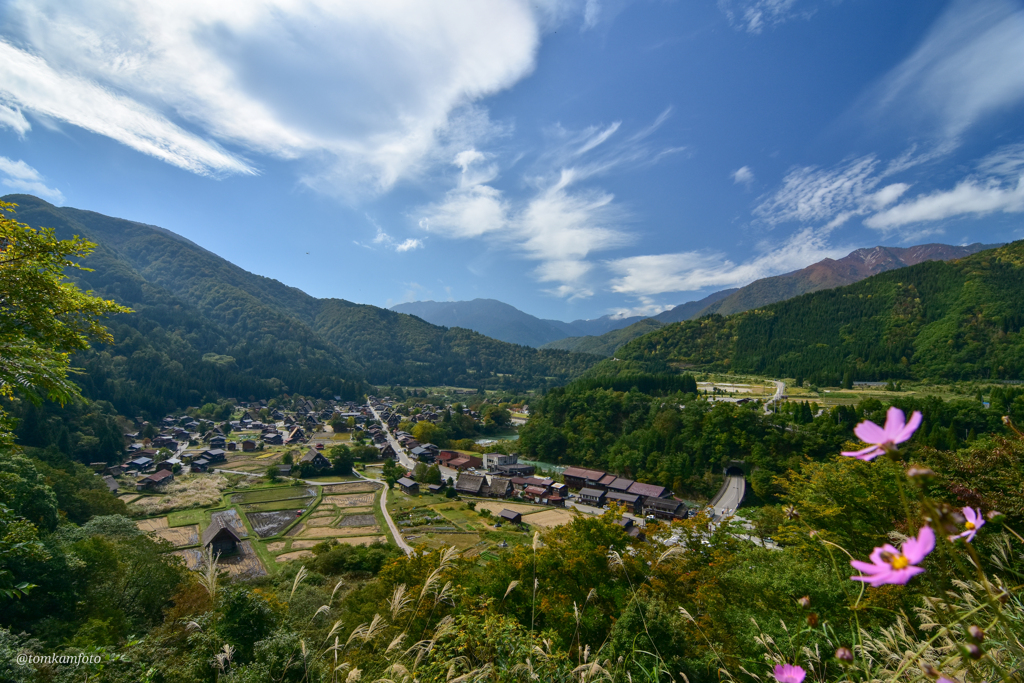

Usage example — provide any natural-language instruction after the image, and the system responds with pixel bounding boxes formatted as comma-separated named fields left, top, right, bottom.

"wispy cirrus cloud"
left=0, top=0, right=570, bottom=194
left=717, top=0, right=817, bottom=34
left=607, top=226, right=847, bottom=299
left=865, top=0, right=1024, bottom=142
left=417, top=114, right=678, bottom=299
left=0, top=156, right=63, bottom=203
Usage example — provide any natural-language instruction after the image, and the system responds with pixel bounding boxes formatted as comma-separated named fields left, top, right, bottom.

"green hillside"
left=541, top=318, right=665, bottom=356
left=616, top=241, right=1024, bottom=383
left=4, top=195, right=598, bottom=416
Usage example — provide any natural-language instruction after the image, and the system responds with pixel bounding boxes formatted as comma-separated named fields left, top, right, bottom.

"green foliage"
left=618, top=242, right=1024, bottom=382
left=308, top=539, right=402, bottom=575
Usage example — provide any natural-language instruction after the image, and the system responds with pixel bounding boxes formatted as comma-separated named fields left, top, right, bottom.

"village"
left=108, top=392, right=693, bottom=573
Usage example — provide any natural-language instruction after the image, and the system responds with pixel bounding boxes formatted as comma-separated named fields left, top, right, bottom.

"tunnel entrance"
left=725, top=466, right=745, bottom=477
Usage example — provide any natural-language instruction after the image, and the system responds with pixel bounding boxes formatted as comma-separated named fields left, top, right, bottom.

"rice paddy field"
left=128, top=475, right=231, bottom=516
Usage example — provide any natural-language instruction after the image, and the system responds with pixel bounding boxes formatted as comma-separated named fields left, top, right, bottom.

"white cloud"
left=395, top=238, right=424, bottom=252
left=0, top=155, right=63, bottom=202
left=416, top=114, right=676, bottom=299
left=865, top=176, right=1024, bottom=230
left=732, top=165, right=754, bottom=186
left=717, top=0, right=813, bottom=34
left=358, top=221, right=425, bottom=252
left=754, top=155, right=882, bottom=225
left=608, top=226, right=847, bottom=297
left=0, top=101, right=31, bottom=135
left=868, top=0, right=1024, bottom=141
left=0, top=0, right=555, bottom=193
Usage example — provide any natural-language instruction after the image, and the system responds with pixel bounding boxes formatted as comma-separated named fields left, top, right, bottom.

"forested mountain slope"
left=4, top=195, right=598, bottom=415
left=617, top=241, right=1024, bottom=383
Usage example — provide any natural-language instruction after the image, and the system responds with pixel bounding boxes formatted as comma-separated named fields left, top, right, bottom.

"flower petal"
left=850, top=559, right=884, bottom=573
left=893, top=410, right=922, bottom=443
left=962, top=507, right=979, bottom=525
left=903, top=526, right=935, bottom=564
left=883, top=406, right=907, bottom=438
left=841, top=445, right=884, bottom=460
left=854, top=420, right=887, bottom=444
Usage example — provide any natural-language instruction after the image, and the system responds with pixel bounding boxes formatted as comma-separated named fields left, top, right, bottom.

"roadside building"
left=562, top=467, right=608, bottom=490
left=605, top=490, right=642, bottom=514
left=136, top=468, right=174, bottom=491
left=643, top=497, right=687, bottom=521
left=578, top=487, right=606, bottom=507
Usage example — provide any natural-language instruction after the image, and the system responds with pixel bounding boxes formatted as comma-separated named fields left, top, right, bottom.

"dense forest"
left=3, top=195, right=598, bottom=419
left=616, top=241, right=1024, bottom=383
left=519, top=372, right=1015, bottom=498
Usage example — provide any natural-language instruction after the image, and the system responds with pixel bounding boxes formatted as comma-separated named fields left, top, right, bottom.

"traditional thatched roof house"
left=201, top=518, right=240, bottom=555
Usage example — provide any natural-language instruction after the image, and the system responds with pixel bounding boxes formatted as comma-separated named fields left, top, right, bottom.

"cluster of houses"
left=561, top=467, right=688, bottom=520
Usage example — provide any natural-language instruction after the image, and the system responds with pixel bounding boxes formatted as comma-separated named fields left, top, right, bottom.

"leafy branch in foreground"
left=0, top=200, right=130, bottom=441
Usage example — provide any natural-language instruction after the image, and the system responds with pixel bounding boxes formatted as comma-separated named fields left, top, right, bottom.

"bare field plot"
left=521, top=508, right=575, bottom=528
left=118, top=494, right=141, bottom=504
left=325, top=493, right=375, bottom=508
left=474, top=502, right=546, bottom=516
left=416, top=533, right=482, bottom=550
left=210, top=509, right=247, bottom=537
left=242, top=498, right=314, bottom=513
left=136, top=517, right=169, bottom=532
left=219, top=541, right=267, bottom=578
left=339, top=514, right=376, bottom=527
left=321, top=482, right=381, bottom=494
left=296, top=526, right=380, bottom=539
left=266, top=541, right=287, bottom=553
left=248, top=510, right=301, bottom=538
left=277, top=550, right=314, bottom=562
left=154, top=525, right=199, bottom=547
left=172, top=548, right=202, bottom=570
left=232, top=486, right=315, bottom=505
left=305, top=516, right=336, bottom=527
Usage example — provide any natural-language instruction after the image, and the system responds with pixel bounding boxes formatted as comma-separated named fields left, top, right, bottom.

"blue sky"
left=1, top=0, right=1022, bottom=321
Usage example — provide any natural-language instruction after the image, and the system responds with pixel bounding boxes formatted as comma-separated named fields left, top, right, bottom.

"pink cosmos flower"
left=949, top=507, right=984, bottom=543
left=773, top=663, right=806, bottom=683
left=841, top=406, right=923, bottom=460
left=850, top=526, right=934, bottom=586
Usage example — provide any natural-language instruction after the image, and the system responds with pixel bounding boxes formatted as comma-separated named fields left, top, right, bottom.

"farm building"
left=498, top=509, right=522, bottom=524
left=136, top=468, right=174, bottom=491
left=201, top=519, right=240, bottom=555
left=397, top=477, right=419, bottom=495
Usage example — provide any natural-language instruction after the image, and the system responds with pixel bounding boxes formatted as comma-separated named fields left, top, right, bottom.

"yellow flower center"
left=889, top=555, right=910, bottom=570
left=965, top=521, right=975, bottom=530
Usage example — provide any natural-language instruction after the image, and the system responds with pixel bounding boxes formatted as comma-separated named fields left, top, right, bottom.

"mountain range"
left=396, top=242, right=997, bottom=355
left=4, top=194, right=599, bottom=418
left=616, top=240, right=1024, bottom=382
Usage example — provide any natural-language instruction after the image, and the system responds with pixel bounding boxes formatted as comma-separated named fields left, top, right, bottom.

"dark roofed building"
left=397, top=477, right=419, bottom=495
left=455, top=473, right=485, bottom=496
left=427, top=484, right=444, bottom=494
left=300, top=448, right=331, bottom=470
left=102, top=475, right=118, bottom=494
left=498, top=509, right=522, bottom=524
left=605, top=490, right=642, bottom=514
left=136, top=468, right=174, bottom=491
left=643, top=497, right=686, bottom=520
left=607, top=477, right=635, bottom=493
left=562, top=466, right=607, bottom=490
left=201, top=518, right=240, bottom=555
left=578, top=487, right=606, bottom=507
left=615, top=517, right=646, bottom=541
left=627, top=482, right=668, bottom=500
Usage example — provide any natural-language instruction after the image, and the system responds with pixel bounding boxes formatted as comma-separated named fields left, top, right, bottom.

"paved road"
left=366, top=402, right=457, bottom=481
left=764, top=380, right=785, bottom=412
left=710, top=474, right=745, bottom=522
left=378, top=484, right=413, bottom=555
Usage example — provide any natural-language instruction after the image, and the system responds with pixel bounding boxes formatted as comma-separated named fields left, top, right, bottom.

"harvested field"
left=420, top=533, right=482, bottom=550
left=210, top=509, right=247, bottom=537
left=325, top=536, right=386, bottom=547
left=219, top=541, right=266, bottom=577
left=232, top=486, right=315, bottom=505
left=129, top=475, right=230, bottom=516
left=242, top=497, right=315, bottom=513
left=266, top=541, right=287, bottom=553
left=474, top=501, right=547, bottom=516
left=154, top=525, right=199, bottom=547
left=136, top=517, right=169, bottom=532
left=339, top=514, right=376, bottom=527
left=305, top=516, right=336, bottom=527
left=296, top=526, right=380, bottom=538
left=277, top=550, right=314, bottom=562
left=521, top=508, right=575, bottom=528
left=321, top=482, right=381, bottom=494
left=248, top=510, right=301, bottom=538
left=325, top=493, right=375, bottom=508
left=289, top=539, right=321, bottom=549
left=118, top=494, right=141, bottom=504
left=286, top=523, right=304, bottom=536
left=172, top=548, right=203, bottom=570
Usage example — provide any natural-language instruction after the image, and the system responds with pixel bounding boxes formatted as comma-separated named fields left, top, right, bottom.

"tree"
left=266, top=465, right=279, bottom=482
left=0, top=202, right=130, bottom=443
left=330, top=445, right=354, bottom=476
